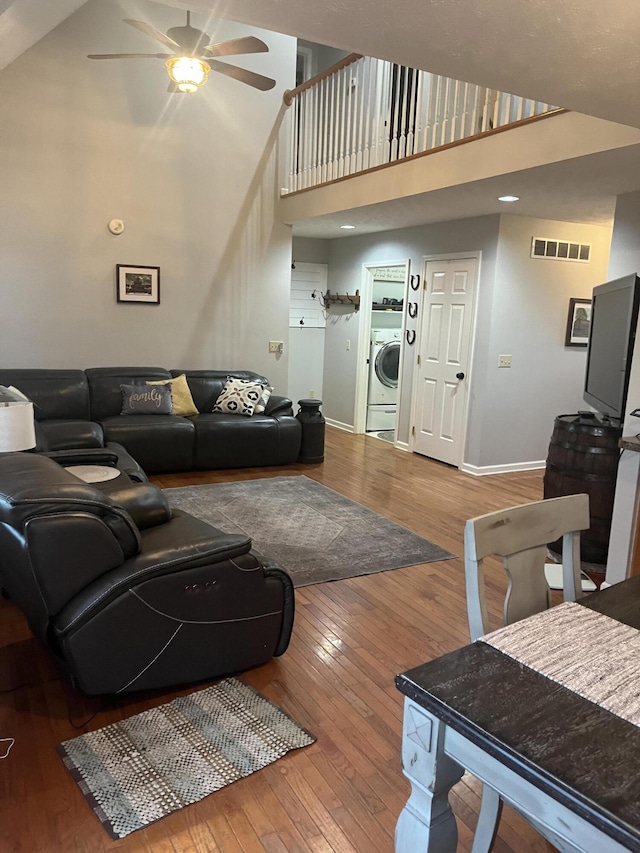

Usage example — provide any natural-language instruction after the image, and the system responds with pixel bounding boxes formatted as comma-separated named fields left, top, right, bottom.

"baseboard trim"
left=395, top=440, right=410, bottom=452
left=325, top=418, right=354, bottom=433
left=461, top=460, right=546, bottom=477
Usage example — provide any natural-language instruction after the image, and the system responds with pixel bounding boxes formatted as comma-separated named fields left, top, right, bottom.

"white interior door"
left=412, top=257, right=477, bottom=466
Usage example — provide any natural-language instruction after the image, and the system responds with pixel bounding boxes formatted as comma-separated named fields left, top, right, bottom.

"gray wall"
left=0, top=0, right=296, bottom=392
left=295, top=214, right=612, bottom=468
left=470, top=215, right=612, bottom=468
left=292, top=237, right=330, bottom=265
left=322, top=217, right=502, bottom=443
left=296, top=40, right=348, bottom=78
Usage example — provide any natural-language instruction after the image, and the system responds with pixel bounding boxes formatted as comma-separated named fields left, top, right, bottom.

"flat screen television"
left=583, top=272, right=640, bottom=423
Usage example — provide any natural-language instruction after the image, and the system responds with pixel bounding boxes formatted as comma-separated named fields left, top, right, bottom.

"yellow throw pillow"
left=147, top=374, right=198, bottom=416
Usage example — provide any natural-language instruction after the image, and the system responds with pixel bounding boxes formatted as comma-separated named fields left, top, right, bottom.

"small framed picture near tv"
left=116, top=264, right=160, bottom=304
left=565, top=297, right=592, bottom=347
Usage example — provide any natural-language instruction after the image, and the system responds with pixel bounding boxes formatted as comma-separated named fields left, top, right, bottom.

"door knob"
left=456, top=372, right=465, bottom=380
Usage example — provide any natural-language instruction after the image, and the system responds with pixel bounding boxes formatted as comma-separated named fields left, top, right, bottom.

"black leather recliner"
left=0, top=453, right=294, bottom=695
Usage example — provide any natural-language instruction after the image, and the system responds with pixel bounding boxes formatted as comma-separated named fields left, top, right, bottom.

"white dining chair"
left=464, top=493, right=591, bottom=853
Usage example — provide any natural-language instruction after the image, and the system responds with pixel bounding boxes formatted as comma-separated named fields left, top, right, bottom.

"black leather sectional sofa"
left=0, top=453, right=295, bottom=694
left=0, top=367, right=302, bottom=474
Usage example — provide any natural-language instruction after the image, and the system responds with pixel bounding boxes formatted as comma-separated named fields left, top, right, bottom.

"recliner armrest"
left=106, top=483, right=172, bottom=530
left=265, top=395, right=294, bottom=416
left=43, top=448, right=120, bottom=467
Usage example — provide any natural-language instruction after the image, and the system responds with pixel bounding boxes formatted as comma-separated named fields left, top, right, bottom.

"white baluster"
left=336, top=68, right=345, bottom=177
left=491, top=90, right=501, bottom=130
left=330, top=72, right=337, bottom=181
left=320, top=77, right=328, bottom=184
left=362, top=57, right=373, bottom=170
left=415, top=70, right=427, bottom=155
left=450, top=79, right=460, bottom=143
left=355, top=59, right=365, bottom=172
left=288, top=95, right=297, bottom=192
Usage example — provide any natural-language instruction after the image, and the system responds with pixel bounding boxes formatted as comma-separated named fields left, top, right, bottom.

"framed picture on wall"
left=116, top=265, right=160, bottom=304
left=565, top=297, right=592, bottom=347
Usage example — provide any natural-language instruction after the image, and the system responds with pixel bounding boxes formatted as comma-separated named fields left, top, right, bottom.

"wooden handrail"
left=283, top=52, right=362, bottom=106
left=280, top=108, right=566, bottom=197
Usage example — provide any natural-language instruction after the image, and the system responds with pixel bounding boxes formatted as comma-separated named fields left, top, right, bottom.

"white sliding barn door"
left=412, top=257, right=477, bottom=466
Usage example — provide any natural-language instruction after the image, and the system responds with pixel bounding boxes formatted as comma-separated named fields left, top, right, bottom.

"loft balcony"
left=279, top=55, right=640, bottom=235
left=282, top=54, right=561, bottom=195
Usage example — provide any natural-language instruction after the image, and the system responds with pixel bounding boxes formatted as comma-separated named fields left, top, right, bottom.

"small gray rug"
left=166, top=475, right=454, bottom=586
left=58, top=678, right=315, bottom=839
left=375, top=430, right=395, bottom=443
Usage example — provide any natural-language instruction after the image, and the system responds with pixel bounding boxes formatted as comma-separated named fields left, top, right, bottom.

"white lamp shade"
left=0, top=402, right=36, bottom=452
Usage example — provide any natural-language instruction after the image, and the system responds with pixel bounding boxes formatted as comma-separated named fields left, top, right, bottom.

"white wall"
left=288, top=328, right=325, bottom=407
left=0, top=0, right=296, bottom=393
left=288, top=239, right=331, bottom=406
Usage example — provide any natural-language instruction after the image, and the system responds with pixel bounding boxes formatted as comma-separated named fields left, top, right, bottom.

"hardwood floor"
left=0, top=428, right=557, bottom=852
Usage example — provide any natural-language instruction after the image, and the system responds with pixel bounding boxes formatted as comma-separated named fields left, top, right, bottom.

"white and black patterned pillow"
left=227, top=378, right=272, bottom=413
left=213, top=378, right=267, bottom=417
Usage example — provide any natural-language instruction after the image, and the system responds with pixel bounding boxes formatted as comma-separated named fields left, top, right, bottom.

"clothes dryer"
left=367, top=329, right=401, bottom=431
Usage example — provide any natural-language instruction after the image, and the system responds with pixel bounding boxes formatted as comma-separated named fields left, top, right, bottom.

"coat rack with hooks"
left=322, top=289, right=360, bottom=311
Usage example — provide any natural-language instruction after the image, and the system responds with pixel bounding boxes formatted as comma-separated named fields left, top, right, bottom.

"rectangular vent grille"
left=531, top=237, right=591, bottom=263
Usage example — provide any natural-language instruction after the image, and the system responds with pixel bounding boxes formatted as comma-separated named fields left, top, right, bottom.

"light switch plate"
left=498, top=354, right=512, bottom=368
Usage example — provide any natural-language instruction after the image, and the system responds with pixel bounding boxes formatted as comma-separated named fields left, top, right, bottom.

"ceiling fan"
left=87, top=10, right=276, bottom=94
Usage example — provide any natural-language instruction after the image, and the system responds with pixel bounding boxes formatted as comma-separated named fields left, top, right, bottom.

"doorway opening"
left=354, top=260, right=409, bottom=444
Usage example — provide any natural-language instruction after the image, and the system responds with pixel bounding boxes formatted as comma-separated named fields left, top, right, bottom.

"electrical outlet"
left=498, top=354, right=512, bottom=368
left=269, top=341, right=283, bottom=354
left=309, top=390, right=316, bottom=398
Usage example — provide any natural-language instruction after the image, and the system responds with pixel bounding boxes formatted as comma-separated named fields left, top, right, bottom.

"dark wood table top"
left=396, top=577, right=640, bottom=852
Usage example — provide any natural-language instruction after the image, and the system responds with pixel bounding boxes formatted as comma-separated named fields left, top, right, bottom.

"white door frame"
left=408, top=250, right=481, bottom=467
left=353, top=258, right=411, bottom=435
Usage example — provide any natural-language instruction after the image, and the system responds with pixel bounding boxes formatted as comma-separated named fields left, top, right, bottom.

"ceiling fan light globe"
left=165, top=56, right=210, bottom=91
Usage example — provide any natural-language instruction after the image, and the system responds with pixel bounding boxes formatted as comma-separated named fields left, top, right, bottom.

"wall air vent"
left=531, top=237, right=591, bottom=263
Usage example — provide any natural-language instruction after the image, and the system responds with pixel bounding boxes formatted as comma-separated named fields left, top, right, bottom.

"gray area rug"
left=58, top=678, right=315, bottom=839
left=166, top=475, right=454, bottom=586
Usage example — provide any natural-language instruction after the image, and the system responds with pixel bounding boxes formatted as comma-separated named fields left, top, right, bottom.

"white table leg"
left=395, top=698, right=464, bottom=853
left=471, top=785, right=503, bottom=853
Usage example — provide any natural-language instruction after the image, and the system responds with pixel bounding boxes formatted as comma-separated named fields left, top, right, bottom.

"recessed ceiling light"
left=339, top=224, right=356, bottom=230
left=498, top=195, right=520, bottom=202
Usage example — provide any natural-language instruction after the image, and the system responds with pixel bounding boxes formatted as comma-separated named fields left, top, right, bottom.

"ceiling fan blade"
left=123, top=19, right=181, bottom=50
left=203, top=36, right=268, bottom=58
left=87, top=53, right=171, bottom=60
left=208, top=59, right=276, bottom=91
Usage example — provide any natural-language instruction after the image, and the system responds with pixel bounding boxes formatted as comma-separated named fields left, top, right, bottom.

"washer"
left=367, top=329, right=401, bottom=431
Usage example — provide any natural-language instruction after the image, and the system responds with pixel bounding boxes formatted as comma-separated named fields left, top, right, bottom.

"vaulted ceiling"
left=6, top=0, right=640, bottom=128
left=157, top=0, right=640, bottom=130
left=5, top=0, right=640, bottom=237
